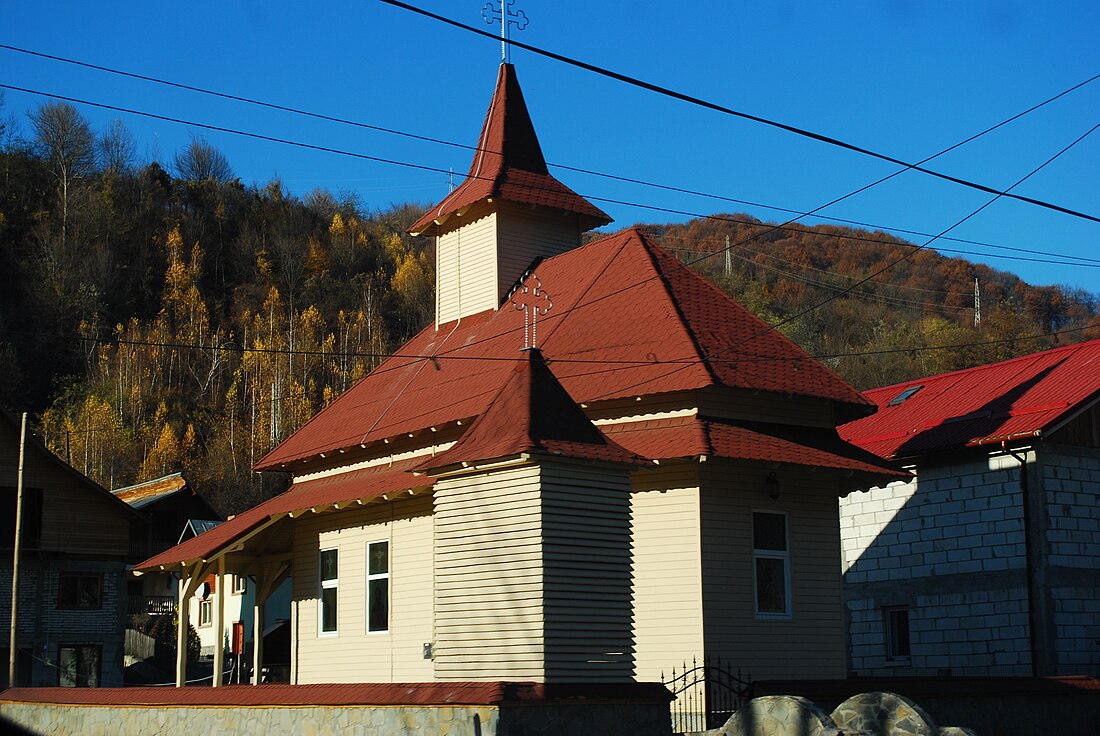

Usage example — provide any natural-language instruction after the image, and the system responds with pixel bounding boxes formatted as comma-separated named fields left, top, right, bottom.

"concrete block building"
left=839, top=339, right=1100, bottom=676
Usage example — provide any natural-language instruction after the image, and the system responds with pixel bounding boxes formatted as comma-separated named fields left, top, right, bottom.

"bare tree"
left=99, top=118, right=136, bottom=175
left=173, top=136, right=234, bottom=182
left=28, top=100, right=96, bottom=248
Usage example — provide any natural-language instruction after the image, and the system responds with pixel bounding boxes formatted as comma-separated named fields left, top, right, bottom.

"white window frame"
left=198, top=598, right=213, bottom=627
left=232, top=575, right=247, bottom=595
left=366, top=540, right=390, bottom=634
left=319, top=547, right=339, bottom=636
left=752, top=510, right=792, bottom=620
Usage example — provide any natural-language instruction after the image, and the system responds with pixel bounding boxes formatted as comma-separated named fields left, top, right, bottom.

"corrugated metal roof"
left=113, top=472, right=187, bottom=506
left=258, top=228, right=872, bottom=470
left=0, top=681, right=672, bottom=706
left=136, top=461, right=434, bottom=571
left=409, top=63, right=610, bottom=235
left=604, top=415, right=906, bottom=480
left=840, top=338, right=1100, bottom=460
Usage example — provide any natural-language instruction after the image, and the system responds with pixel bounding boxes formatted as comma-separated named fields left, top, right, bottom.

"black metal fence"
left=662, top=656, right=752, bottom=733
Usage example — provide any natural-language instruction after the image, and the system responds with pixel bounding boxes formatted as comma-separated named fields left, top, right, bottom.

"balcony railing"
left=129, top=595, right=176, bottom=615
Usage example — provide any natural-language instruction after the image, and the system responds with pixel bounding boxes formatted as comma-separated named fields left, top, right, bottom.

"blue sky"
left=2, top=1, right=1098, bottom=290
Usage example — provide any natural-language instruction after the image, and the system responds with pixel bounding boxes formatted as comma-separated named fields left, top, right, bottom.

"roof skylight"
left=888, top=385, right=923, bottom=407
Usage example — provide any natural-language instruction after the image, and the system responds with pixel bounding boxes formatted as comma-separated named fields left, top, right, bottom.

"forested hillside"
left=2, top=99, right=1096, bottom=514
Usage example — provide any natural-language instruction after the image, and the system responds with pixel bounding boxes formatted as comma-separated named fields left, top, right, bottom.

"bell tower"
left=409, top=64, right=612, bottom=327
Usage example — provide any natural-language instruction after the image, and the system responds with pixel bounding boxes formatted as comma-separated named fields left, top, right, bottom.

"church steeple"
left=410, top=64, right=612, bottom=327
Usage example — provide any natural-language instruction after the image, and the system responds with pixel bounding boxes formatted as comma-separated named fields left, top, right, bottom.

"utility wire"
left=7, top=80, right=1095, bottom=282
left=378, top=0, right=1100, bottom=225
left=2, top=42, right=1097, bottom=265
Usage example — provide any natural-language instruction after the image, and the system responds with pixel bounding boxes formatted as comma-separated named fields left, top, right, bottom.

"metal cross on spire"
left=508, top=271, right=552, bottom=350
left=482, top=0, right=529, bottom=63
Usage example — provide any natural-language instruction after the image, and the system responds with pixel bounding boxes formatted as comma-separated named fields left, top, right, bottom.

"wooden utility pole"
left=8, top=412, right=27, bottom=687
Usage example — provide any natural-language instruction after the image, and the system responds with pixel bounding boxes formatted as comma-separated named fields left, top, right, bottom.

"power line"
left=3, top=43, right=1098, bottom=266
left=378, top=0, right=1100, bottom=225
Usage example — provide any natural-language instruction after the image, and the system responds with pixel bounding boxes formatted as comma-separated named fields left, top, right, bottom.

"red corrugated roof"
left=135, top=462, right=433, bottom=570
left=420, top=348, right=647, bottom=472
left=0, top=681, right=671, bottom=706
left=258, top=228, right=871, bottom=470
left=409, top=63, right=610, bottom=235
left=840, top=338, right=1100, bottom=460
left=604, top=415, right=905, bottom=479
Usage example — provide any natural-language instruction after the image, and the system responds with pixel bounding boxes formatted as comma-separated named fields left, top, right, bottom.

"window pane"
left=753, top=513, right=786, bottom=551
left=320, top=549, right=338, bottom=582
left=79, top=646, right=100, bottom=687
left=59, top=647, right=77, bottom=687
left=368, top=542, right=389, bottom=575
left=78, top=576, right=100, bottom=608
left=321, top=587, right=338, bottom=632
left=755, top=557, right=787, bottom=614
left=887, top=607, right=911, bottom=658
left=58, top=575, right=77, bottom=607
left=368, top=578, right=389, bottom=632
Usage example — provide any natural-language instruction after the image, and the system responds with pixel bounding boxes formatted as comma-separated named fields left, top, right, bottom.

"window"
left=752, top=511, right=791, bottom=618
left=57, top=572, right=102, bottom=609
left=885, top=606, right=911, bottom=660
left=888, top=385, right=923, bottom=406
left=367, top=541, right=390, bottom=633
left=58, top=644, right=101, bottom=687
left=198, top=599, right=213, bottom=627
left=319, top=548, right=338, bottom=634
left=232, top=575, right=247, bottom=594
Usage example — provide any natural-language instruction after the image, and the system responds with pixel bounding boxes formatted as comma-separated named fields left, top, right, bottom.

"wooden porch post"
left=213, top=555, right=225, bottom=686
left=252, top=585, right=264, bottom=685
left=176, top=575, right=189, bottom=687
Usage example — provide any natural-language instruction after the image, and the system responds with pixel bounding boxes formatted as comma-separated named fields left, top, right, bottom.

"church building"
left=136, top=63, right=901, bottom=697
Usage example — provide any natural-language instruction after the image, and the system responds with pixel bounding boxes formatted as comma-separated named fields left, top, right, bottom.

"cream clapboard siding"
left=698, top=387, right=835, bottom=427
left=433, top=464, right=545, bottom=680
left=698, top=462, right=846, bottom=679
left=434, top=461, right=634, bottom=682
left=630, top=464, right=704, bottom=682
left=0, top=430, right=130, bottom=556
left=495, top=202, right=581, bottom=299
left=436, top=209, right=498, bottom=325
left=540, top=461, right=633, bottom=681
left=292, top=494, right=434, bottom=684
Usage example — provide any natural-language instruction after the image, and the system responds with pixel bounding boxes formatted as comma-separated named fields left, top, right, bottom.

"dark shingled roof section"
left=409, top=63, right=611, bottom=235
left=135, top=461, right=433, bottom=571
left=604, top=415, right=907, bottom=480
left=419, top=347, right=647, bottom=472
left=258, top=228, right=873, bottom=471
left=841, top=338, right=1100, bottom=460
left=0, top=682, right=673, bottom=706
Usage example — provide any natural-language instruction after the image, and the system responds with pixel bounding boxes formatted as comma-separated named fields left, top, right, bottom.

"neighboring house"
left=113, top=472, right=221, bottom=617
left=839, top=339, right=1100, bottom=677
left=136, top=63, right=901, bottom=697
left=0, top=410, right=145, bottom=688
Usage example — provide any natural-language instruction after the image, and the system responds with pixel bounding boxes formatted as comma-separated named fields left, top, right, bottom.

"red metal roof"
left=419, top=348, right=647, bottom=472
left=408, top=63, right=611, bottom=235
left=0, top=681, right=671, bottom=706
left=135, top=462, right=433, bottom=570
left=603, top=415, right=905, bottom=479
left=840, top=338, right=1100, bottom=460
left=258, top=228, right=872, bottom=470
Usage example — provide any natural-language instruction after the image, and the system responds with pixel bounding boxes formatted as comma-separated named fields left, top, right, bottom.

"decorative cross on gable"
left=482, top=0, right=529, bottom=63
left=508, top=271, right=552, bottom=350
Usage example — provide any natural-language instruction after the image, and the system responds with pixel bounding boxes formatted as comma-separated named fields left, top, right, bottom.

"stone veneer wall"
left=1042, top=445, right=1100, bottom=673
left=840, top=453, right=1031, bottom=676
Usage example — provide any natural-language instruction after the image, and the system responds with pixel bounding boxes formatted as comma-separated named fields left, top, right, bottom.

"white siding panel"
left=292, top=495, right=434, bottom=684
left=630, top=464, right=704, bottom=683
left=496, top=202, right=581, bottom=298
left=436, top=211, right=498, bottom=325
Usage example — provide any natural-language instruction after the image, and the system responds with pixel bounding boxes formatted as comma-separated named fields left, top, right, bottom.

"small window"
left=320, top=548, right=338, bottom=634
left=885, top=606, right=911, bottom=660
left=58, top=644, right=101, bottom=687
left=888, top=385, right=923, bottom=406
left=232, top=575, right=247, bottom=595
left=753, top=512, right=791, bottom=619
left=198, top=599, right=213, bottom=627
left=367, top=541, right=390, bottom=633
left=57, top=572, right=102, bottom=610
